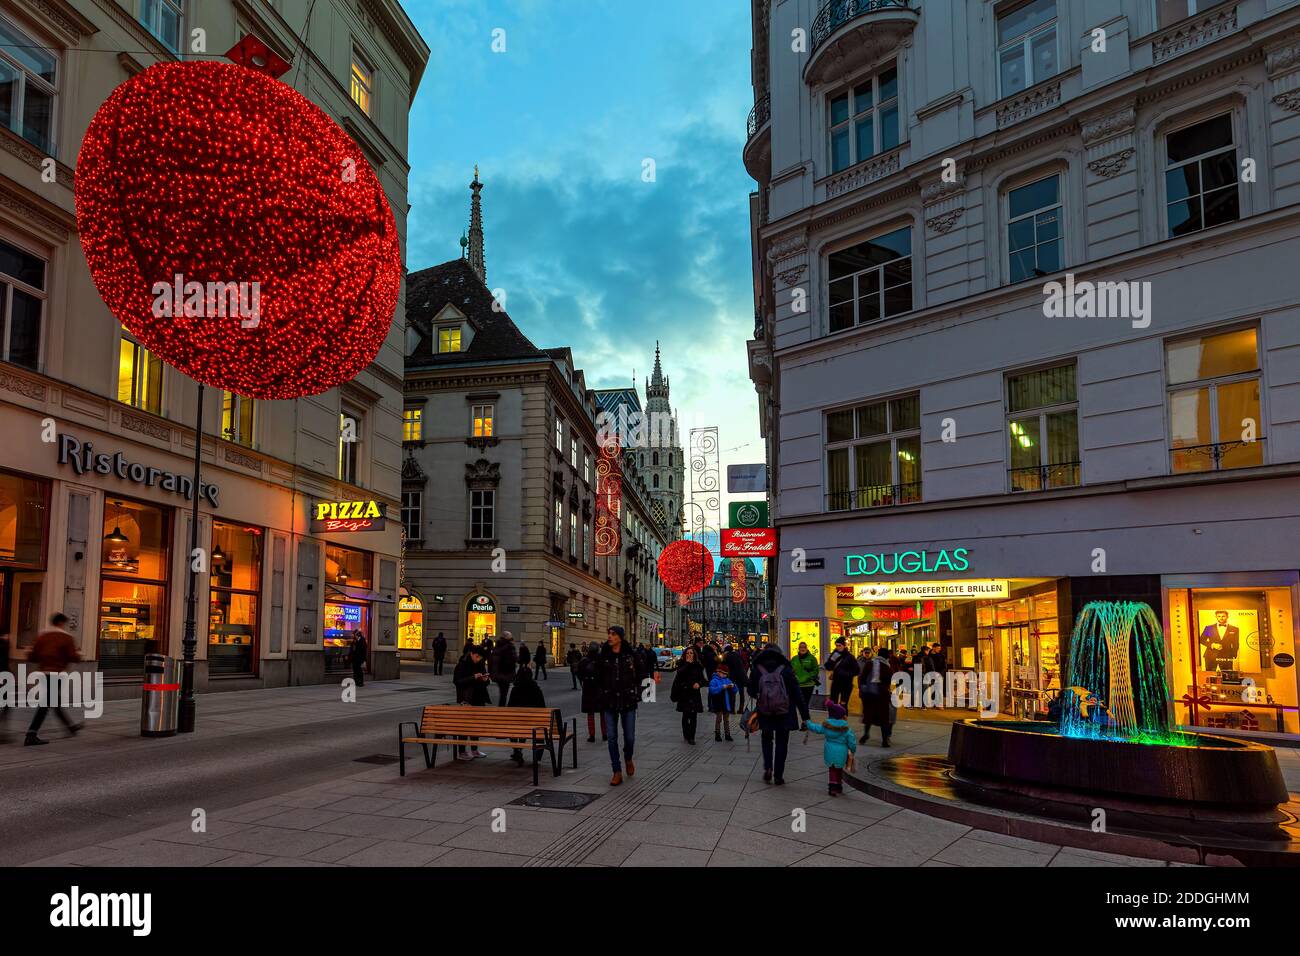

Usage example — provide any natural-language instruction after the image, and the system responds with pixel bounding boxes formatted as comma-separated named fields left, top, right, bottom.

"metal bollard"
left=141, top=653, right=181, bottom=737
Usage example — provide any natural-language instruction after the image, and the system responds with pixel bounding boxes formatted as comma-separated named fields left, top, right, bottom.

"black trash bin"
left=141, top=653, right=180, bottom=737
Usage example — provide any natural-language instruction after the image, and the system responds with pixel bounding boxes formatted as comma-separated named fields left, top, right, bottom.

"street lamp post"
left=177, top=382, right=205, bottom=733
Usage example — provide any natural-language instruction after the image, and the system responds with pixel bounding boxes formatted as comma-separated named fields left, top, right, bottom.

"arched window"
left=653, top=474, right=660, bottom=488
left=652, top=451, right=659, bottom=466
left=668, top=475, right=673, bottom=489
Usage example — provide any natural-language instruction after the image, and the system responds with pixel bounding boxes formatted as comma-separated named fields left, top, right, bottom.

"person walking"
left=670, top=646, right=705, bottom=744
left=578, top=645, right=606, bottom=742
left=931, top=643, right=947, bottom=677
left=518, top=641, right=532, bottom=669
left=723, top=643, right=748, bottom=713
left=858, top=646, right=894, bottom=746
left=807, top=700, right=858, bottom=796
left=596, top=626, right=645, bottom=786
left=566, top=645, right=583, bottom=689
left=452, top=644, right=491, bottom=759
left=24, top=614, right=83, bottom=747
left=708, top=663, right=736, bottom=742
left=700, top=640, right=718, bottom=679
left=349, top=629, right=367, bottom=687
left=431, top=631, right=447, bottom=675
left=748, top=643, right=810, bottom=785
left=534, top=640, right=548, bottom=680
left=790, top=641, right=820, bottom=729
left=490, top=631, right=518, bottom=706
left=507, top=664, right=547, bottom=766
left=823, top=637, right=860, bottom=707
left=0, top=629, right=12, bottom=743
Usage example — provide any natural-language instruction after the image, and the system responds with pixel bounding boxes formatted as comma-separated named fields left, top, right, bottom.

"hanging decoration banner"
left=730, top=558, right=747, bottom=604
left=594, top=435, right=623, bottom=556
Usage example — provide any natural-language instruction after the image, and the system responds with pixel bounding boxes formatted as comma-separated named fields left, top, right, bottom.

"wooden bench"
left=397, top=705, right=578, bottom=785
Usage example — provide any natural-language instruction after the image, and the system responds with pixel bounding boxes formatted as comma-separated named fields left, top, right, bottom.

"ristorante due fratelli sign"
left=310, top=499, right=386, bottom=533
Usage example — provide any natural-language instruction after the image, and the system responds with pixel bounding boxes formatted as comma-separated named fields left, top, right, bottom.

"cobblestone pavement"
left=10, top=664, right=1292, bottom=867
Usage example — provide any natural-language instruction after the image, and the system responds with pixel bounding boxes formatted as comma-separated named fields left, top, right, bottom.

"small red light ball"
left=658, top=539, right=715, bottom=598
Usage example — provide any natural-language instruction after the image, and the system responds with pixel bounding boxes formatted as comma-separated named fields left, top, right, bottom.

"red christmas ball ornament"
left=75, top=60, right=401, bottom=400
left=657, top=540, right=715, bottom=598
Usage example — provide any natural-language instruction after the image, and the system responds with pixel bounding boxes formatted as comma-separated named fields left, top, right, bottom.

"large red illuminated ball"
left=75, top=60, right=401, bottom=400
left=657, top=540, right=715, bottom=598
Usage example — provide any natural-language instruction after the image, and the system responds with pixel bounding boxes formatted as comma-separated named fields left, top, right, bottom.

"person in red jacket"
left=25, top=613, right=84, bottom=746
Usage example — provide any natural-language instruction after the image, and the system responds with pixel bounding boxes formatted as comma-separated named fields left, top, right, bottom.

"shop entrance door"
left=8, top=572, right=43, bottom=653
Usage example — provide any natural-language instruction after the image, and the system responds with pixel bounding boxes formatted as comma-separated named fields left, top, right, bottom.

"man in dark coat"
left=507, top=665, right=548, bottom=766
left=566, top=645, right=583, bottom=689
left=518, top=642, right=532, bottom=668
left=452, top=645, right=491, bottom=759
left=350, top=629, right=367, bottom=688
left=534, top=640, right=548, bottom=680
left=748, top=644, right=810, bottom=785
left=578, top=645, right=606, bottom=742
left=489, top=631, right=518, bottom=706
left=858, top=647, right=895, bottom=746
left=823, top=637, right=860, bottom=707
left=596, top=626, right=646, bottom=786
left=723, top=644, right=748, bottom=712
left=431, top=631, right=447, bottom=675
left=700, top=641, right=718, bottom=678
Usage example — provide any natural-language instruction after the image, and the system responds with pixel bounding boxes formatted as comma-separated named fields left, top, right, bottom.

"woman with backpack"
left=670, top=646, right=705, bottom=744
left=746, top=643, right=810, bottom=785
left=578, top=645, right=606, bottom=743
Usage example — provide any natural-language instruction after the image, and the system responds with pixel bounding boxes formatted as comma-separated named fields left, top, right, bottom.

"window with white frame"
left=470, top=489, right=495, bottom=540
left=402, top=407, right=422, bottom=442
left=825, top=395, right=921, bottom=511
left=401, top=490, right=422, bottom=541
left=437, top=326, right=461, bottom=353
left=1006, top=364, right=1079, bottom=492
left=338, top=410, right=362, bottom=484
left=554, top=498, right=563, bottom=545
left=828, top=62, right=898, bottom=174
left=138, top=0, right=183, bottom=54
left=221, top=390, right=255, bottom=447
left=1007, top=174, right=1062, bottom=283
left=0, top=236, right=45, bottom=371
left=350, top=46, right=374, bottom=115
left=471, top=403, right=494, bottom=437
left=555, top=416, right=563, bottom=451
left=583, top=519, right=591, bottom=564
left=117, top=336, right=162, bottom=414
left=570, top=512, right=578, bottom=556
left=583, top=452, right=591, bottom=485
left=1167, top=327, right=1263, bottom=473
left=827, top=226, right=912, bottom=333
left=571, top=437, right=579, bottom=470
left=1165, top=113, right=1239, bottom=239
left=0, top=18, right=57, bottom=155
left=997, top=0, right=1058, bottom=97
left=1156, top=0, right=1233, bottom=29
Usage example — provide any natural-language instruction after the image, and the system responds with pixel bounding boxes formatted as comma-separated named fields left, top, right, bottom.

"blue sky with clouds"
left=401, top=0, right=764, bottom=523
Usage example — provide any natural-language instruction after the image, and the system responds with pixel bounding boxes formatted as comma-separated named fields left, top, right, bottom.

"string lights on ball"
left=657, top=539, right=715, bottom=600
left=75, top=60, right=401, bottom=400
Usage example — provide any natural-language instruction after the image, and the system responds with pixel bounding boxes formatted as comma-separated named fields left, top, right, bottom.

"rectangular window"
left=221, top=391, right=255, bottom=447
left=554, top=499, right=563, bottom=546
left=571, top=438, right=579, bottom=470
left=828, top=62, right=899, bottom=173
left=350, top=46, right=374, bottom=115
left=208, top=520, right=262, bottom=676
left=555, top=417, right=564, bottom=451
left=0, top=18, right=57, bottom=154
left=1156, top=0, right=1233, bottom=29
left=471, top=403, right=494, bottom=437
left=402, top=407, right=422, bottom=442
left=583, top=520, right=591, bottom=564
left=470, top=489, right=495, bottom=540
left=583, top=452, right=591, bottom=485
left=1167, top=327, right=1263, bottom=473
left=1165, top=113, right=1239, bottom=239
left=1006, top=364, right=1079, bottom=491
left=0, top=237, right=46, bottom=370
left=117, top=337, right=163, bottom=414
left=99, top=497, right=170, bottom=675
left=827, top=225, right=912, bottom=333
left=437, top=327, right=461, bottom=353
left=139, top=0, right=183, bottom=54
left=1007, top=174, right=1062, bottom=283
left=401, top=490, right=422, bottom=541
left=825, top=394, right=922, bottom=510
left=338, top=411, right=362, bottom=484
left=570, top=512, right=578, bottom=556
left=998, top=0, right=1058, bottom=97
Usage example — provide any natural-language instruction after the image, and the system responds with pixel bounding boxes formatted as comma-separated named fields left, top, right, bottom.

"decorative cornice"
left=824, top=148, right=902, bottom=198
left=1275, top=89, right=1300, bottom=113
left=1266, top=33, right=1300, bottom=78
left=996, top=81, right=1062, bottom=129
left=925, top=209, right=963, bottom=234
left=1087, top=147, right=1136, bottom=178
left=765, top=229, right=808, bottom=264
left=223, top=446, right=261, bottom=471
left=10, top=0, right=98, bottom=42
left=0, top=366, right=46, bottom=401
left=919, top=177, right=964, bottom=205
left=1153, top=5, right=1239, bottom=64
left=465, top=458, right=500, bottom=488
left=1080, top=104, right=1136, bottom=146
left=776, top=265, right=807, bottom=288
left=0, top=179, right=73, bottom=240
left=464, top=435, right=501, bottom=451
left=120, top=411, right=172, bottom=442
left=401, top=453, right=426, bottom=482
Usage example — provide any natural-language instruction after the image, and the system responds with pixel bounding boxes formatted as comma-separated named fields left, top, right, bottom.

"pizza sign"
left=310, top=499, right=386, bottom=533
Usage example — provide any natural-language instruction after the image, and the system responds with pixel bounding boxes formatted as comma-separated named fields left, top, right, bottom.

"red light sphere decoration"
left=658, top=539, right=715, bottom=601
left=75, top=60, right=401, bottom=400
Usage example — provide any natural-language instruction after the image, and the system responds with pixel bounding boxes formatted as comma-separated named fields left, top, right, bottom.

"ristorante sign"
left=58, top=434, right=220, bottom=506
left=845, top=547, right=969, bottom=577
left=310, top=499, right=386, bottom=533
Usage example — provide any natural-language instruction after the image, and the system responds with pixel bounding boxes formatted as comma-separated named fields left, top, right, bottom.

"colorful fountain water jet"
left=1061, top=600, right=1187, bottom=745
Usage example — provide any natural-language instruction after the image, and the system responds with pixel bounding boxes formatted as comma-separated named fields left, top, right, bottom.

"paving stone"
left=932, top=835, right=1056, bottom=867
left=621, top=844, right=713, bottom=866
left=443, top=826, right=560, bottom=856
left=255, top=808, right=350, bottom=830
left=206, top=826, right=343, bottom=858
left=335, top=840, right=453, bottom=866
left=614, top=820, right=722, bottom=850
left=425, top=848, right=535, bottom=867
left=310, top=813, right=435, bottom=840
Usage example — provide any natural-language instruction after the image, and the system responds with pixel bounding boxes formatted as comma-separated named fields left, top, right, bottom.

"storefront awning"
left=325, top=583, right=396, bottom=605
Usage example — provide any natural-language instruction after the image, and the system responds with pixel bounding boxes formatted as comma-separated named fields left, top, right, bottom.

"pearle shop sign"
left=58, top=434, right=219, bottom=506
left=845, top=547, right=970, bottom=577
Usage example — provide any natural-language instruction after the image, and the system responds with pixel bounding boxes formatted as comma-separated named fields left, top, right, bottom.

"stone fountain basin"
left=949, top=719, right=1289, bottom=809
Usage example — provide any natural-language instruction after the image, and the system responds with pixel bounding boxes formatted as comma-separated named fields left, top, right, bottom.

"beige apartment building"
left=0, top=0, right=428, bottom=695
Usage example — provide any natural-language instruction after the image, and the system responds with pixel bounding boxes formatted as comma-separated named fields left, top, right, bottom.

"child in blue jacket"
left=806, top=700, right=858, bottom=796
left=708, top=664, right=736, bottom=742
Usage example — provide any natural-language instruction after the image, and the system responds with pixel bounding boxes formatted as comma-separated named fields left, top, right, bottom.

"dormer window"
left=437, top=327, right=462, bottom=353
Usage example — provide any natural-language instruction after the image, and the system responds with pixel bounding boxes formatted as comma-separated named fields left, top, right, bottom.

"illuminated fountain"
left=948, top=600, right=1289, bottom=814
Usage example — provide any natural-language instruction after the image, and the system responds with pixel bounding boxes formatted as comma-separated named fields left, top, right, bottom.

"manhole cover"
left=508, top=789, right=601, bottom=810
left=355, top=754, right=401, bottom=765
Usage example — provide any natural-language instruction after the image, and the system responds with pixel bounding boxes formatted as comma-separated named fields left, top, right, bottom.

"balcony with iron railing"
left=805, top=0, right=919, bottom=86
left=1170, top=439, right=1265, bottom=474
left=826, top=482, right=922, bottom=512
left=743, top=92, right=772, bottom=181
left=1008, top=461, right=1081, bottom=493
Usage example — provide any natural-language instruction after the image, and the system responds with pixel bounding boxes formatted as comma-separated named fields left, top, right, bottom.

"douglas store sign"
left=845, top=547, right=970, bottom=577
